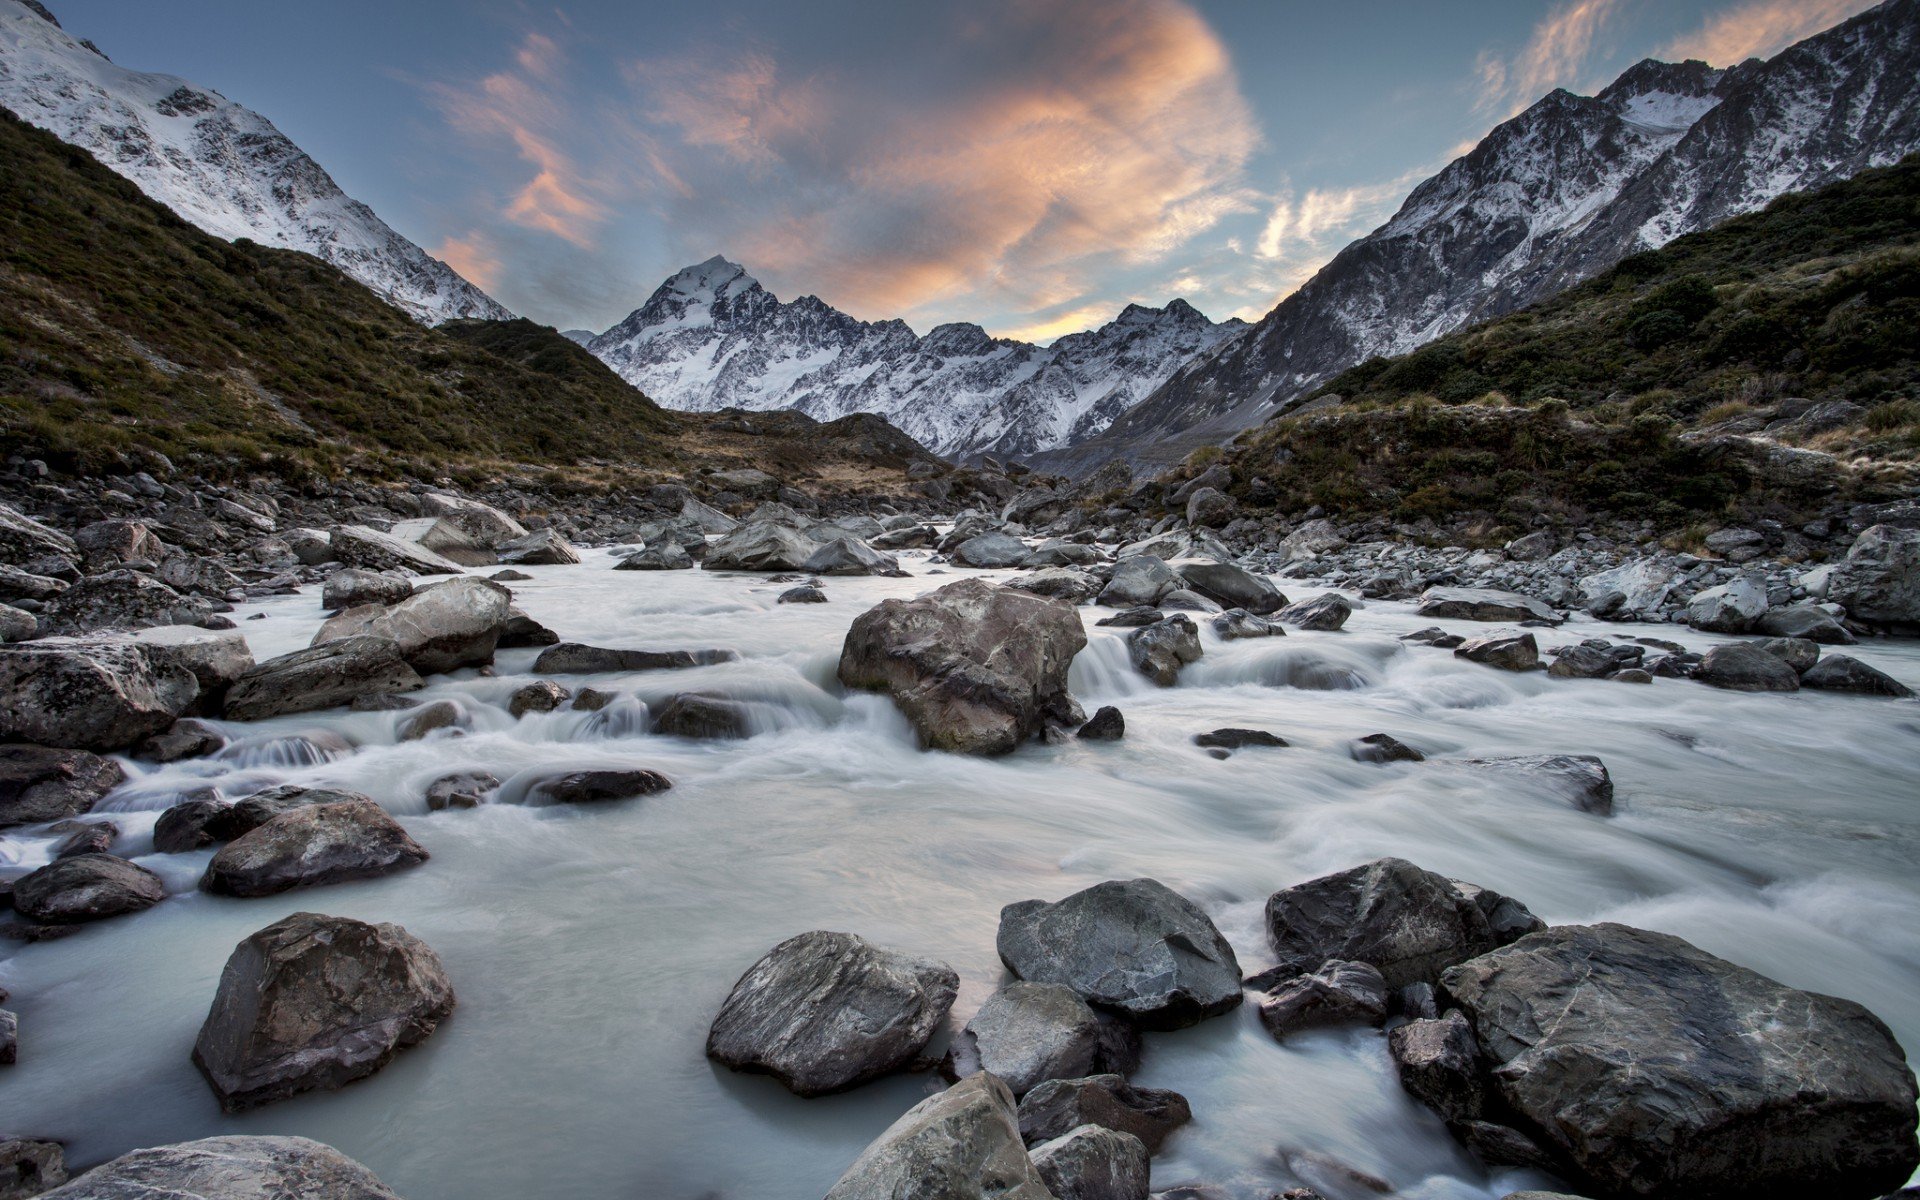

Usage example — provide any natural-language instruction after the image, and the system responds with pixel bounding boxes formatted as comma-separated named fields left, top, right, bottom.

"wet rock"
left=1697, top=643, right=1800, bottom=692
left=508, top=680, right=570, bottom=717
left=128, top=625, right=254, bottom=709
left=0, top=636, right=198, bottom=751
left=1176, top=560, right=1284, bottom=615
left=1023, top=539, right=1102, bottom=569
left=419, top=492, right=528, bottom=545
left=1830, top=524, right=1920, bottom=629
left=222, top=785, right=360, bottom=836
left=0, top=504, right=78, bottom=566
left=1097, top=556, right=1177, bottom=608
left=1611, top=667, right=1653, bottom=684
left=1686, top=577, right=1768, bottom=633
left=616, top=542, right=695, bottom=570
left=153, top=794, right=233, bottom=853
left=201, top=798, right=429, bottom=897
left=35, top=1136, right=400, bottom=1200
left=192, top=912, right=455, bottom=1113
left=531, top=642, right=735, bottom=674
left=707, top=930, right=958, bottom=1096
left=398, top=700, right=464, bottom=741
left=1193, top=728, right=1286, bottom=751
left=952, top=531, right=1031, bottom=569
left=1077, top=706, right=1124, bottom=741
left=497, top=528, right=580, bottom=565
left=1579, top=559, right=1682, bottom=620
left=804, top=536, right=902, bottom=577
left=52, top=820, right=117, bottom=859
left=652, top=692, right=753, bottom=739
left=1749, top=636, right=1819, bottom=673
left=839, top=580, right=1086, bottom=755
left=425, top=771, right=499, bottom=811
left=1263, top=858, right=1540, bottom=990
left=704, top=521, right=823, bottom=572
left=12, top=854, right=164, bottom=924
left=1276, top=593, right=1351, bottom=631
left=1801, top=655, right=1914, bottom=697
left=1097, top=606, right=1164, bottom=628
left=1211, top=609, right=1280, bottom=639
left=1350, top=734, right=1423, bottom=763
left=1256, top=960, right=1390, bottom=1039
left=1030, top=1125, right=1150, bottom=1200
left=37, top=570, right=212, bottom=637
left=1388, top=1009, right=1484, bottom=1124
left=490, top=568, right=533, bottom=582
left=224, top=637, right=424, bottom=721
left=1127, top=615, right=1201, bottom=686
left=947, top=982, right=1136, bottom=1098
left=322, top=568, right=413, bottom=611
left=534, top=769, right=672, bottom=803
left=1009, top=567, right=1101, bottom=604
left=1453, top=632, right=1539, bottom=671
left=1545, top=640, right=1642, bottom=680
left=330, top=524, right=462, bottom=575
left=778, top=584, right=827, bottom=603
left=1415, top=587, right=1560, bottom=624
left=1755, top=604, right=1854, bottom=645
left=823, top=1073, right=1052, bottom=1200
left=1017, top=1075, right=1192, bottom=1152
left=1461, top=754, right=1614, bottom=815
left=1442, top=923, right=1920, bottom=1200
left=1155, top=589, right=1219, bottom=614
left=997, top=878, right=1241, bottom=1029
left=0, top=745, right=124, bottom=828
left=0, top=1137, right=64, bottom=1198
left=313, top=576, right=511, bottom=675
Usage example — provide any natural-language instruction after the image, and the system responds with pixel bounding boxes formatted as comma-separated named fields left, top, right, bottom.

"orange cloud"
left=1475, top=0, right=1623, bottom=117
left=1661, top=0, right=1877, bottom=65
left=433, top=231, right=503, bottom=291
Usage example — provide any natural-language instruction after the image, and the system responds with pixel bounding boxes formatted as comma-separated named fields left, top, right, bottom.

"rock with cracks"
left=1017, top=1074, right=1192, bottom=1152
left=823, top=1073, right=1052, bottom=1200
left=223, top=637, right=424, bottom=721
left=200, top=798, right=429, bottom=898
left=36, top=1136, right=403, bottom=1200
left=12, top=853, right=164, bottom=924
left=0, top=636, right=198, bottom=751
left=312, top=577, right=511, bottom=675
left=1030, top=1124, right=1150, bottom=1200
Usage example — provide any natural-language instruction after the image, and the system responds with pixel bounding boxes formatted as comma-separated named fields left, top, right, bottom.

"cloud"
left=1474, top=0, right=1624, bottom=117
left=1660, top=0, right=1877, bottom=65
left=1001, top=301, right=1121, bottom=343
left=1242, top=166, right=1430, bottom=316
left=624, top=0, right=1260, bottom=323
left=433, top=231, right=503, bottom=291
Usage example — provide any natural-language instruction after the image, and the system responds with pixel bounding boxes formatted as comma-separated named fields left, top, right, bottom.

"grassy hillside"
left=1167, top=156, right=1920, bottom=535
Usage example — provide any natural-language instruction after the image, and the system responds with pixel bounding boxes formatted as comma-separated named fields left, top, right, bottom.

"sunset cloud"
left=433, top=231, right=504, bottom=291
left=1474, top=0, right=1623, bottom=117
left=1660, top=0, right=1877, bottom=65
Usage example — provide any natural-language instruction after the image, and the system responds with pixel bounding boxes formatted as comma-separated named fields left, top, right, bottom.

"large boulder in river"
left=127, top=626, right=254, bottom=707
left=703, top=521, right=821, bottom=572
left=1686, top=577, right=1768, bottom=633
left=13, top=853, right=165, bottom=924
left=706, top=930, right=958, bottom=1096
left=0, top=744, right=124, bottom=828
left=497, top=528, right=580, bottom=565
left=1830, top=523, right=1920, bottom=630
left=36, top=1136, right=403, bottom=1200
left=947, top=982, right=1137, bottom=1098
left=1801, top=654, right=1914, bottom=697
left=1175, top=560, right=1284, bottom=614
left=192, top=911, right=455, bottom=1112
left=419, top=492, right=528, bottom=545
left=1276, top=592, right=1352, bottom=631
left=37, top=570, right=212, bottom=636
left=0, top=636, right=198, bottom=750
left=1029, top=1124, right=1150, bottom=1200
left=1096, top=556, right=1176, bottom=608
left=1459, top=754, right=1614, bottom=815
left=322, top=568, right=413, bottom=611
left=1017, top=1074, right=1191, bottom=1152
left=1415, top=587, right=1560, bottom=624
left=1696, top=642, right=1800, bottom=692
left=311, top=577, right=511, bottom=674
left=329, top=525, right=462, bottom=575
left=1262, top=858, right=1541, bottom=991
left=1126, top=615, right=1201, bottom=686
left=1440, top=923, right=1920, bottom=1200
left=803, top=536, right=902, bottom=577
left=951, top=531, right=1031, bottom=569
left=838, top=579, right=1086, bottom=755
left=223, top=637, right=424, bottom=721
left=201, top=798, right=429, bottom=897
left=387, top=517, right=496, bottom=567
left=824, top=1073, right=1053, bottom=1200
left=997, top=879, right=1241, bottom=1029
left=1754, top=603, right=1855, bottom=644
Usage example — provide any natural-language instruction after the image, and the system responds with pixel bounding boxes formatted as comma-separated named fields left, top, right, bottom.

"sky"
left=51, top=0, right=1881, bottom=341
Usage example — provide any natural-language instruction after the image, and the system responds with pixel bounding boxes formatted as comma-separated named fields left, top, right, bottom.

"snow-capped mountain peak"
left=0, top=0, right=511, bottom=325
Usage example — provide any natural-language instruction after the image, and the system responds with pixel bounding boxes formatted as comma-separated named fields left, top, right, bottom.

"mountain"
left=1052, top=0, right=1920, bottom=473
left=0, top=0, right=510, bottom=325
left=586, top=256, right=1243, bottom=459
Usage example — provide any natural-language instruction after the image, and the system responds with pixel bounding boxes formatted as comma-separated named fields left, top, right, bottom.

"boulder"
left=652, top=692, right=753, bottom=739
left=497, top=528, right=580, bottom=566
left=1009, top=568, right=1100, bottom=604
left=1097, top=556, right=1176, bottom=608
left=418, top=492, right=528, bottom=544
left=952, top=531, right=1032, bottom=569
left=54, top=820, right=117, bottom=859
left=507, top=680, right=570, bottom=717
left=0, top=564, right=67, bottom=604
left=616, top=543, right=694, bottom=571
left=1452, top=632, right=1539, bottom=671
left=706, top=930, right=958, bottom=1096
left=533, top=769, right=672, bottom=803
left=1211, top=609, right=1279, bottom=639
left=947, top=982, right=1134, bottom=1098
left=1350, top=733, right=1423, bottom=763
left=1194, top=728, right=1286, bottom=751
left=1801, top=655, right=1914, bottom=697
left=1504, top=530, right=1555, bottom=561
left=154, top=794, right=234, bottom=853
left=703, top=521, right=822, bottom=572
left=1030, top=1125, right=1150, bottom=1200
left=803, top=536, right=902, bottom=577
left=1127, top=615, right=1201, bottom=686
left=1388, top=1008, right=1483, bottom=1125
left=838, top=580, right=1086, bottom=755
left=1461, top=754, right=1614, bottom=815
left=12, top=853, right=165, bottom=924
left=1255, top=960, right=1390, bottom=1039
left=778, top=584, right=827, bottom=603
left=997, top=878, right=1241, bottom=1029
left=37, top=570, right=212, bottom=636
left=1697, top=643, right=1800, bottom=692
left=36, top=1136, right=401, bottom=1200
left=1749, top=636, right=1819, bottom=673
left=0, top=504, right=77, bottom=566
left=0, top=1138, right=64, bottom=1199
left=1276, top=593, right=1351, bottom=631
left=201, top=798, right=429, bottom=897
left=1579, top=559, right=1681, bottom=619
left=1262, top=858, right=1540, bottom=991
left=322, top=568, right=413, bottom=611
left=1830, top=524, right=1920, bottom=628
left=386, top=517, right=496, bottom=567
left=74, top=519, right=166, bottom=568
left=1755, top=604, right=1855, bottom=645
left=223, top=637, right=424, bottom=721
left=1277, top=518, right=1345, bottom=560
left=1415, top=588, right=1560, bottom=624
left=128, top=626, right=254, bottom=706
left=1175, top=560, right=1284, bottom=614
left=531, top=642, right=734, bottom=673
left=1686, top=577, right=1768, bottom=633
left=1076, top=706, right=1124, bottom=741
left=0, top=745, right=124, bottom=828
left=311, top=577, right=511, bottom=675
left=329, top=525, right=462, bottom=575
left=824, top=1073, right=1052, bottom=1200
left=192, top=912, right=454, bottom=1112
left=0, top=636, right=198, bottom=750
left=679, top=496, right=737, bottom=535
left=1023, top=539, right=1102, bottom=569
left=0, top=602, right=34, bottom=643
left=425, top=771, right=499, bottom=811
left=1017, top=1075, right=1191, bottom=1152
left=1441, top=923, right=1920, bottom=1200
left=397, top=698, right=463, bottom=740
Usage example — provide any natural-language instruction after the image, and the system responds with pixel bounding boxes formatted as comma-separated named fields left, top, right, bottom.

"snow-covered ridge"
left=0, top=0, right=511, bottom=325
left=586, top=255, right=1243, bottom=458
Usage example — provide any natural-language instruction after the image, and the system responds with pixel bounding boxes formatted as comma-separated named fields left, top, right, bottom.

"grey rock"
left=1097, top=556, right=1176, bottom=608
left=0, top=1137, right=64, bottom=1199
left=1276, top=593, right=1351, bottom=631
left=1210, top=608, right=1280, bottom=639
left=398, top=699, right=464, bottom=741
left=419, top=492, right=529, bottom=544
left=126, top=626, right=254, bottom=706
left=1255, top=960, right=1390, bottom=1039
left=952, top=531, right=1032, bottom=569
left=1755, top=604, right=1854, bottom=644
left=153, top=794, right=233, bottom=853
left=0, top=745, right=124, bottom=828
left=615, top=542, right=694, bottom=570
left=1350, top=733, right=1423, bottom=763
left=533, top=769, right=672, bottom=803
left=192, top=913, right=454, bottom=1112
left=778, top=584, right=828, bottom=603
left=37, top=570, right=212, bottom=637
left=1127, top=615, right=1201, bottom=686
left=997, top=878, right=1241, bottom=1029
left=223, top=637, right=424, bottom=721
left=1460, top=754, right=1614, bottom=815
left=0, top=504, right=78, bottom=566
left=530, top=642, right=735, bottom=673
left=703, top=521, right=822, bottom=572
left=1697, top=643, right=1800, bottom=692
left=1076, top=706, right=1124, bottom=741
left=1009, top=567, right=1101, bottom=604
left=1453, top=632, right=1539, bottom=671
left=1388, top=1009, right=1484, bottom=1125
left=1504, top=530, right=1555, bottom=561
left=386, top=517, right=496, bottom=567
left=1801, top=655, right=1914, bottom=697
left=12, top=854, right=164, bottom=924
left=0, top=602, right=35, bottom=643
left=1686, top=577, right=1768, bottom=633
left=1748, top=636, right=1819, bottom=673
left=507, top=680, right=570, bottom=717
left=1194, top=727, right=1286, bottom=752
left=1017, top=1074, right=1192, bottom=1152
left=707, top=930, right=957, bottom=1096
left=803, top=536, right=902, bottom=577
left=947, top=981, right=1131, bottom=1097
left=312, top=576, right=511, bottom=675
left=496, top=528, right=580, bottom=565
left=53, top=820, right=116, bottom=859
left=1030, top=1125, right=1150, bottom=1200
left=330, top=525, right=463, bottom=575
left=201, top=798, right=428, bottom=897
left=1415, top=587, right=1559, bottom=624
left=0, top=636, right=198, bottom=751
left=425, top=771, right=498, bottom=811
left=36, top=1136, right=400, bottom=1200
left=321, top=568, right=412, bottom=611
left=652, top=692, right=753, bottom=739
left=824, top=1073, right=1052, bottom=1200
left=1176, top=560, right=1284, bottom=614
left=1831, top=524, right=1920, bottom=628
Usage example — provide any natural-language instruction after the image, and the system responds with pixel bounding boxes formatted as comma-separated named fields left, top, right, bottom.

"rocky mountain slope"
left=1053, top=0, right=1920, bottom=473
left=0, top=0, right=510, bottom=325
left=587, top=257, right=1242, bottom=459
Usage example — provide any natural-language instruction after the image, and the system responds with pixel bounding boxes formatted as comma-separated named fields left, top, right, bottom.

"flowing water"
left=3, top=548, right=1918, bottom=1199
